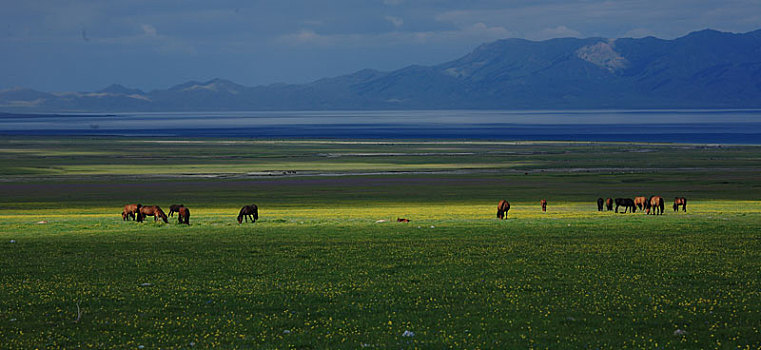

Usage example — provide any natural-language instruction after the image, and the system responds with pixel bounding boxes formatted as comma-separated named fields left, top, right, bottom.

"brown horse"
left=122, top=203, right=142, bottom=221
left=597, top=197, right=604, bottom=211
left=177, top=206, right=190, bottom=225
left=168, top=204, right=184, bottom=217
left=497, top=200, right=510, bottom=219
left=397, top=218, right=410, bottom=223
left=673, top=197, right=687, bottom=212
left=647, top=196, right=664, bottom=215
left=137, top=205, right=168, bottom=223
left=237, top=204, right=259, bottom=224
left=540, top=199, right=547, bottom=212
left=605, top=197, right=613, bottom=211
left=634, top=196, right=647, bottom=212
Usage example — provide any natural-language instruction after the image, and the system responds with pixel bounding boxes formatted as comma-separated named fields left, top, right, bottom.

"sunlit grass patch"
left=1, top=206, right=760, bottom=348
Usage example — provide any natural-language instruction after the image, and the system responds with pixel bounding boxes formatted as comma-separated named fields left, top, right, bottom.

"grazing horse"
left=540, top=199, right=547, bottom=212
left=597, top=198, right=604, bottom=211
left=634, top=196, right=647, bottom=212
left=615, top=198, right=636, bottom=213
left=168, top=204, right=184, bottom=217
left=397, top=218, right=410, bottom=223
left=137, top=205, right=168, bottom=223
left=673, top=197, right=687, bottom=212
left=237, top=204, right=259, bottom=224
left=605, top=198, right=613, bottom=211
left=647, top=196, right=664, bottom=215
left=177, top=206, right=190, bottom=225
left=122, top=203, right=142, bottom=221
left=497, top=200, right=510, bottom=219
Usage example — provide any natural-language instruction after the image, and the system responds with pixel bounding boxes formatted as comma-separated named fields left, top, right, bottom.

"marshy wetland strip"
left=0, top=136, right=758, bottom=176
left=0, top=137, right=759, bottom=208
left=1, top=137, right=760, bottom=348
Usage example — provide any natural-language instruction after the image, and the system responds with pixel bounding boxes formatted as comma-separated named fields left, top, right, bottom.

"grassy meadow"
left=1, top=137, right=761, bottom=348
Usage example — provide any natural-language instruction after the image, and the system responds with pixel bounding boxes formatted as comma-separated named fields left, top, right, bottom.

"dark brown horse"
left=605, top=197, right=613, bottom=211
left=634, top=196, right=647, bottom=212
left=615, top=198, right=636, bottom=213
left=177, top=206, right=190, bottom=225
left=137, top=205, right=168, bottom=223
left=647, top=196, right=664, bottom=215
left=673, top=197, right=687, bottom=212
left=597, top=198, right=604, bottom=211
left=397, top=218, right=410, bottom=223
left=122, top=203, right=142, bottom=221
left=497, top=200, right=510, bottom=219
left=168, top=204, right=184, bottom=217
left=237, top=204, right=258, bottom=224
left=540, top=199, right=547, bottom=212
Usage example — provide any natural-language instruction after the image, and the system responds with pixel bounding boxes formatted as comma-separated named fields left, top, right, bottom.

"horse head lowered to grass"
left=237, top=204, right=259, bottom=224
left=497, top=200, right=510, bottom=219
left=122, top=204, right=142, bottom=221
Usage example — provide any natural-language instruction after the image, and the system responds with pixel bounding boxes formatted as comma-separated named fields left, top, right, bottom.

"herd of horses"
left=595, top=196, right=687, bottom=215
left=122, top=196, right=687, bottom=224
left=498, top=196, right=686, bottom=218
left=121, top=203, right=187, bottom=224
left=122, top=203, right=258, bottom=225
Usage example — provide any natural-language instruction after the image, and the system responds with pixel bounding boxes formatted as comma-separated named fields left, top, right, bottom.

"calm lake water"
left=2, top=109, right=761, bottom=144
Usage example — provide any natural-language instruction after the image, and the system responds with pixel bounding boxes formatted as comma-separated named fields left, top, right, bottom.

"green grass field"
left=1, top=137, right=760, bottom=348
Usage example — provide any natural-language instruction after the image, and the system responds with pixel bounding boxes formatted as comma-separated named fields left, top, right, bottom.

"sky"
left=2, top=0, right=760, bottom=92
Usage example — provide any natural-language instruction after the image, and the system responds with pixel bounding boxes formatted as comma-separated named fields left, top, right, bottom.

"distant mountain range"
left=2, top=28, right=761, bottom=112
